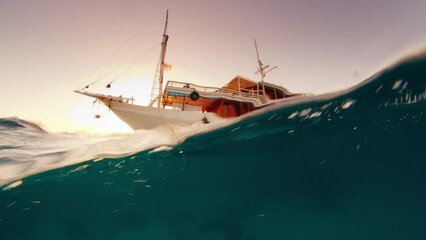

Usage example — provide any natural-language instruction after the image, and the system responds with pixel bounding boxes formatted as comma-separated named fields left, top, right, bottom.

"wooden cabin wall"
left=205, top=99, right=254, bottom=118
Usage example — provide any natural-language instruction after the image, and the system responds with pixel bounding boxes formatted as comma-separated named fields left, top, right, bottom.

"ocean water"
left=1, top=51, right=425, bottom=240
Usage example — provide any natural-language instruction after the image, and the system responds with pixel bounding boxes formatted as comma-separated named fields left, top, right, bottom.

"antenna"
left=254, top=39, right=277, bottom=98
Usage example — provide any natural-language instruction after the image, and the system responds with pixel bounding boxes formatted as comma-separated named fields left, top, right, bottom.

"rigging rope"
left=81, top=42, right=161, bottom=91
left=80, top=75, right=107, bottom=90
left=77, top=12, right=165, bottom=90
left=100, top=42, right=162, bottom=91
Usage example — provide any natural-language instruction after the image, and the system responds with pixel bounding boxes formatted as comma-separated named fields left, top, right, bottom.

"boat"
left=75, top=11, right=309, bottom=130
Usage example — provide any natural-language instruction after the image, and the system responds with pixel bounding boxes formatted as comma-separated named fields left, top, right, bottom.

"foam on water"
left=0, top=117, right=233, bottom=187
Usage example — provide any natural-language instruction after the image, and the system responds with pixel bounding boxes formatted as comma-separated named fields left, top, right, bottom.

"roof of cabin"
left=221, top=75, right=258, bottom=90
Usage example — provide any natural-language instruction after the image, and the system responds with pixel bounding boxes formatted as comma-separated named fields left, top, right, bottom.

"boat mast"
left=254, top=39, right=277, bottom=99
left=149, top=10, right=169, bottom=108
left=254, top=39, right=266, bottom=97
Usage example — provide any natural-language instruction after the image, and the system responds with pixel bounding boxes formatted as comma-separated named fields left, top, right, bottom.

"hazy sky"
left=0, top=0, right=425, bottom=132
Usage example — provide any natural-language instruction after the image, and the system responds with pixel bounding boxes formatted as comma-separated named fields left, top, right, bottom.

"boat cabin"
left=162, top=75, right=302, bottom=118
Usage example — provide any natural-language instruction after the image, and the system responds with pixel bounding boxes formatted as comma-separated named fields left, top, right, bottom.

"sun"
left=71, top=98, right=132, bottom=133
left=72, top=75, right=154, bottom=133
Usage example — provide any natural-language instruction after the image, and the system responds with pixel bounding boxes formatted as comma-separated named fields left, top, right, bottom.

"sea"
left=0, top=51, right=425, bottom=240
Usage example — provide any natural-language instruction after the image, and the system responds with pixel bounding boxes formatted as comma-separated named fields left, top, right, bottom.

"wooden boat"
left=75, top=11, right=309, bottom=130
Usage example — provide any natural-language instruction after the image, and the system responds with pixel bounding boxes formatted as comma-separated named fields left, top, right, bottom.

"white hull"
left=101, top=100, right=213, bottom=130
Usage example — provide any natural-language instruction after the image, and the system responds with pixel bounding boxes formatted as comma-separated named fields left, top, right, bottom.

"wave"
left=0, top=117, right=46, bottom=132
left=1, top=48, right=425, bottom=188
left=0, top=121, right=209, bottom=187
left=0, top=49, right=425, bottom=240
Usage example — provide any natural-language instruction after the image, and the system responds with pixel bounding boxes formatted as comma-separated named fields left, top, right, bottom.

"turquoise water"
left=0, top=52, right=425, bottom=239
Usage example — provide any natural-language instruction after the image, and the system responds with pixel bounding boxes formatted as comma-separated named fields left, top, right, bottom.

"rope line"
left=77, top=12, right=165, bottom=90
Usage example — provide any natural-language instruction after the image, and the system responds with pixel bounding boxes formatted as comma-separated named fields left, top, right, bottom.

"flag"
left=163, top=63, right=172, bottom=71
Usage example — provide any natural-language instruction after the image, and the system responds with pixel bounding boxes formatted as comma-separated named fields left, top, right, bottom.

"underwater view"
left=1, top=51, right=425, bottom=239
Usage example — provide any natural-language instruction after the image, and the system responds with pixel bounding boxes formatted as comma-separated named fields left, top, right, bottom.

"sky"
left=0, top=0, right=425, bottom=133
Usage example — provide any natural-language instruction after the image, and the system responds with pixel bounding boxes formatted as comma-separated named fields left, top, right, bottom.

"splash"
left=0, top=117, right=230, bottom=187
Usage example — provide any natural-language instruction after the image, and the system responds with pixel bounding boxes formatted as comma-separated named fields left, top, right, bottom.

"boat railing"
left=74, top=90, right=135, bottom=104
left=166, top=81, right=263, bottom=99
